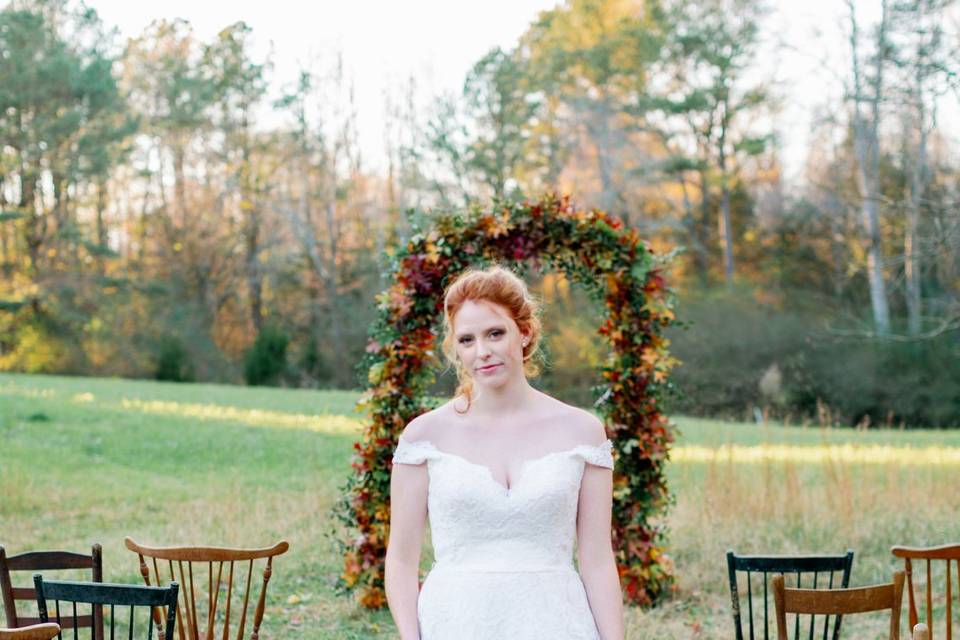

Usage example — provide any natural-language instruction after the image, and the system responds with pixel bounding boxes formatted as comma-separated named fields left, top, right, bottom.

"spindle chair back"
left=727, top=549, right=855, bottom=640
left=0, top=546, right=102, bottom=638
left=891, top=544, right=960, bottom=640
left=772, top=571, right=905, bottom=640
left=123, top=538, right=288, bottom=640
left=33, top=576, right=177, bottom=640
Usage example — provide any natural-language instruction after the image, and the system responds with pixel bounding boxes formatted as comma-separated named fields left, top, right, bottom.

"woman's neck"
left=467, top=376, right=538, bottom=418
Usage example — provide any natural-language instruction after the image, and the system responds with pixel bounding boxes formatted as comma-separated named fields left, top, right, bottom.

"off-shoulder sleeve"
left=392, top=437, right=441, bottom=466
left=573, top=439, right=614, bottom=469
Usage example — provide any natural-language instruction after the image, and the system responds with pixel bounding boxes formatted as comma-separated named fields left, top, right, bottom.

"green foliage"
left=297, top=335, right=333, bottom=386
left=460, top=47, right=538, bottom=201
left=153, top=335, right=194, bottom=382
left=667, top=287, right=960, bottom=427
left=244, top=325, right=290, bottom=386
left=0, top=319, right=71, bottom=373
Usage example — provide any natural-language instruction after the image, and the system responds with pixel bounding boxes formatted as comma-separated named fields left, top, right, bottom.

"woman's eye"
left=490, top=330, right=503, bottom=338
left=459, top=337, right=472, bottom=344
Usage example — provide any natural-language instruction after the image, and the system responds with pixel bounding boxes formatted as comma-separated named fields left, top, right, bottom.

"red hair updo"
left=441, top=265, right=543, bottom=412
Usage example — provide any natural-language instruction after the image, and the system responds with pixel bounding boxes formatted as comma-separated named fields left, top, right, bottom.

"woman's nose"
left=476, top=340, right=491, bottom=357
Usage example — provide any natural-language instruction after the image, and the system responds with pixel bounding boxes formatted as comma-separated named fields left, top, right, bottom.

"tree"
left=889, top=0, right=956, bottom=336
left=0, top=1, right=134, bottom=288
left=461, top=47, right=539, bottom=202
left=648, top=0, right=773, bottom=285
left=522, top=0, right=663, bottom=219
left=205, top=22, right=271, bottom=336
left=274, top=57, right=375, bottom=386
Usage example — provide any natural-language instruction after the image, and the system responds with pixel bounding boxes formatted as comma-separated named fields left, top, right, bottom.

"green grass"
left=1, top=372, right=957, bottom=639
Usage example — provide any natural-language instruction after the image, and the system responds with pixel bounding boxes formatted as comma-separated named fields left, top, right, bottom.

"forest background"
left=1, top=0, right=958, bottom=428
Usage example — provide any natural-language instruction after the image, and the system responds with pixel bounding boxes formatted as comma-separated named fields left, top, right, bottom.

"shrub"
left=666, top=286, right=960, bottom=427
left=244, top=325, right=289, bottom=386
left=153, top=335, right=194, bottom=382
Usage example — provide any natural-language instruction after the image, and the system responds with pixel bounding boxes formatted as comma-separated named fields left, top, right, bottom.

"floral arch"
left=334, top=195, right=678, bottom=609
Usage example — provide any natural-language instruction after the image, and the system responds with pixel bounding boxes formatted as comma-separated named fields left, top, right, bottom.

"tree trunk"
left=96, top=176, right=108, bottom=275
left=904, top=0, right=931, bottom=337
left=323, top=195, right=342, bottom=385
left=20, top=168, right=42, bottom=278
left=245, top=208, right=263, bottom=335
left=848, top=0, right=891, bottom=335
left=905, top=112, right=926, bottom=337
left=241, top=121, right=263, bottom=337
left=587, top=97, right=619, bottom=216
left=679, top=172, right=709, bottom=285
left=0, top=175, right=9, bottom=276
left=173, top=139, right=187, bottom=231
left=698, top=167, right=713, bottom=281
left=717, top=107, right=735, bottom=285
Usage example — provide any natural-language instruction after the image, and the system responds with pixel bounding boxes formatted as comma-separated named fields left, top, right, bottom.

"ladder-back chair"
left=33, top=576, right=177, bottom=640
left=727, top=549, right=855, bottom=640
left=124, top=538, right=289, bottom=640
left=0, top=624, right=61, bottom=640
left=0, top=545, right=102, bottom=638
left=773, top=571, right=905, bottom=640
left=892, top=543, right=960, bottom=640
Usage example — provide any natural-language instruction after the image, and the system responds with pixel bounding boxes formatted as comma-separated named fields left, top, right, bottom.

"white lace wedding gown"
left=392, top=436, right=615, bottom=640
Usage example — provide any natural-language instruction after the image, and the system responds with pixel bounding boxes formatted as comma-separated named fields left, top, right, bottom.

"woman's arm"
left=385, top=460, right=429, bottom=640
left=577, top=462, right=625, bottom=640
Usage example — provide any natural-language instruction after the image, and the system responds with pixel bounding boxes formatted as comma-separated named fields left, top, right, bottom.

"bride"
left=385, top=265, right=625, bottom=640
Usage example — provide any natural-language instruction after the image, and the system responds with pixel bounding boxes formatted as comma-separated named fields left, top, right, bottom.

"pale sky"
left=93, top=0, right=561, bottom=174
left=88, top=0, right=943, bottom=185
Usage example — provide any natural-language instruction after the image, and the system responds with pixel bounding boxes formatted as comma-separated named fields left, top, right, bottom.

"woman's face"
left=452, top=299, right=528, bottom=391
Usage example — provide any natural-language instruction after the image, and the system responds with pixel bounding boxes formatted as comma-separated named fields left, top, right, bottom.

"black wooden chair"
left=0, top=545, right=102, bottom=638
left=33, top=577, right=177, bottom=640
left=727, top=549, right=855, bottom=640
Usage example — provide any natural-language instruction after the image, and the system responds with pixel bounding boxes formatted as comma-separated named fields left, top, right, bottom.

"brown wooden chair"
left=124, top=537, right=289, bottom=640
left=0, top=624, right=61, bottom=640
left=892, top=544, right=960, bottom=640
left=0, top=545, right=102, bottom=639
left=773, top=571, right=905, bottom=640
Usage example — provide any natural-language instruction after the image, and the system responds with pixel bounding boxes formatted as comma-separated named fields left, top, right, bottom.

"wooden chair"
left=727, top=549, right=855, bottom=640
left=0, top=545, right=102, bottom=638
left=773, top=571, right=905, bottom=640
left=33, top=576, right=177, bottom=640
left=124, top=537, right=289, bottom=640
left=892, top=544, right=960, bottom=640
left=0, top=624, right=61, bottom=640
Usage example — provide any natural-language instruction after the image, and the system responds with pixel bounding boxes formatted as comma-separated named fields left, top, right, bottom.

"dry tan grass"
left=2, top=374, right=958, bottom=639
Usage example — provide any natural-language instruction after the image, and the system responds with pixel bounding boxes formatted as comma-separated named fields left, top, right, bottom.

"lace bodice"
left=392, top=437, right=614, bottom=572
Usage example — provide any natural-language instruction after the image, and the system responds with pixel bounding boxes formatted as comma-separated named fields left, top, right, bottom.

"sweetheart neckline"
left=397, top=436, right=612, bottom=494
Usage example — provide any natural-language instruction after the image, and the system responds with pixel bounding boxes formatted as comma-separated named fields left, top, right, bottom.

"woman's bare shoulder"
left=400, top=401, right=458, bottom=443
left=538, top=394, right=606, bottom=446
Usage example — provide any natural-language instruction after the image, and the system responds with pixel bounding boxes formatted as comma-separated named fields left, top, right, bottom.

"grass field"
left=1, top=372, right=958, bottom=639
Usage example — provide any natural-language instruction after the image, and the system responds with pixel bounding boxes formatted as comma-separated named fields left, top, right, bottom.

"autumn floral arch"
left=334, top=195, right=677, bottom=609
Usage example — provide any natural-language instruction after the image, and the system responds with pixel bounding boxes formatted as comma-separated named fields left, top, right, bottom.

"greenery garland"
left=333, top=194, right=678, bottom=608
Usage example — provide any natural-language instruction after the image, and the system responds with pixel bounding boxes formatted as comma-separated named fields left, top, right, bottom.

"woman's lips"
left=477, top=363, right=501, bottom=373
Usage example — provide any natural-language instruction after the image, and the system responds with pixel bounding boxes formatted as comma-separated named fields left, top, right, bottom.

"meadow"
left=1, top=372, right=957, bottom=639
